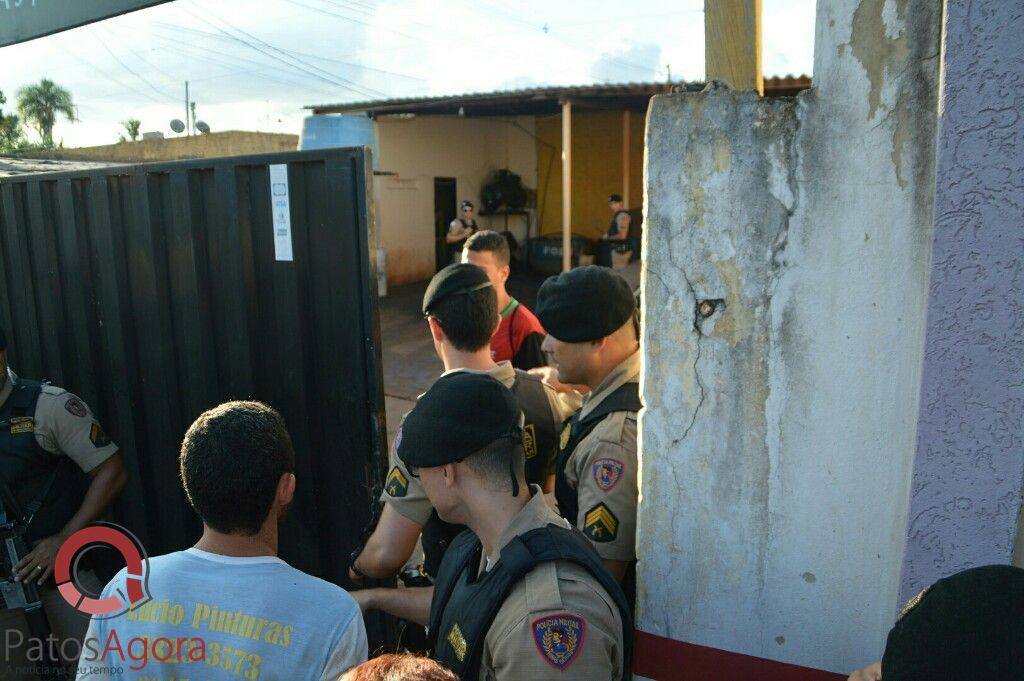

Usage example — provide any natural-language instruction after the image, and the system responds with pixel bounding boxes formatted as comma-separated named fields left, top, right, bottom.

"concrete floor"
left=377, top=262, right=639, bottom=445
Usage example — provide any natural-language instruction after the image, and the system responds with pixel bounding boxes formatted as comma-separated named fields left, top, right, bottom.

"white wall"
left=374, top=115, right=537, bottom=285
left=637, top=0, right=940, bottom=674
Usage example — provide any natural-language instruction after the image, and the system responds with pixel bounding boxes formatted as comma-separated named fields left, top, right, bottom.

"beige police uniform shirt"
left=474, top=486, right=624, bottom=680
left=381, top=362, right=580, bottom=525
left=1, top=368, right=119, bottom=473
left=561, top=350, right=640, bottom=562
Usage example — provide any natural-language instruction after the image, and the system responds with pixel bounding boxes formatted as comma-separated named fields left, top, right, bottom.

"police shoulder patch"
left=89, top=422, right=111, bottom=448
left=385, top=466, right=409, bottom=498
left=532, top=614, right=585, bottom=669
left=522, top=423, right=537, bottom=460
left=559, top=423, right=572, bottom=450
left=592, top=458, right=624, bottom=492
left=64, top=397, right=88, bottom=418
left=583, top=503, right=618, bottom=543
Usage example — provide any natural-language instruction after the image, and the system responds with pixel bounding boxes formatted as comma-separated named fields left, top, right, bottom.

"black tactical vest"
left=554, top=381, right=641, bottom=525
left=0, top=380, right=88, bottom=542
left=421, top=370, right=558, bottom=578
left=427, top=523, right=633, bottom=681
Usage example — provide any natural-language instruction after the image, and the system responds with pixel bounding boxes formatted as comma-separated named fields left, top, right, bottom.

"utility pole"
left=184, top=80, right=190, bottom=136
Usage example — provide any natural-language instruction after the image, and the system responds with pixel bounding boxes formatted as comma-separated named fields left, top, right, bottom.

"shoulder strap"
left=427, top=528, right=482, bottom=649
left=9, top=379, right=43, bottom=416
left=554, top=381, right=641, bottom=524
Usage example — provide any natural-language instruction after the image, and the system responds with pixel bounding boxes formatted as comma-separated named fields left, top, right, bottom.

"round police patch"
left=532, top=614, right=585, bottom=669
left=592, top=458, right=624, bottom=492
left=64, top=397, right=88, bottom=418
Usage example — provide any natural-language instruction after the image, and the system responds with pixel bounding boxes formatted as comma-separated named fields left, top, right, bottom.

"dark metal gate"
left=0, top=148, right=386, bottom=588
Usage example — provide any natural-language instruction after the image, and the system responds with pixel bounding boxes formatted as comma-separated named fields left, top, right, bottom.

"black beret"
left=422, top=263, right=492, bottom=315
left=535, top=266, right=636, bottom=342
left=881, top=565, right=1024, bottom=681
left=608, top=194, right=622, bottom=202
left=398, top=372, right=521, bottom=470
left=0, top=325, right=5, bottom=351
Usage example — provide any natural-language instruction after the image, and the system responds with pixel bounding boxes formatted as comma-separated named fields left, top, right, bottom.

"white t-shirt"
left=76, top=548, right=367, bottom=681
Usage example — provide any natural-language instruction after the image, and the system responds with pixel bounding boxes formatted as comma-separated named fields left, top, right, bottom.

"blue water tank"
left=299, top=114, right=378, bottom=168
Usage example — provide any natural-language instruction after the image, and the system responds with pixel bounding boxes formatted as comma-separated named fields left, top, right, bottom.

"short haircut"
left=464, top=230, right=511, bottom=267
left=463, top=436, right=526, bottom=493
left=430, top=284, right=497, bottom=352
left=180, top=401, right=295, bottom=535
left=340, top=654, right=458, bottom=681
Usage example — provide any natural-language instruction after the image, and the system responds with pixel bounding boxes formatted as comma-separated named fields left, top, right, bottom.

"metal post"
left=561, top=99, right=572, bottom=272
left=185, top=80, right=191, bottom=136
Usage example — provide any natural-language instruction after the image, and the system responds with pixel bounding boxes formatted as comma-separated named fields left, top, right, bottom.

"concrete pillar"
left=637, top=0, right=941, bottom=675
left=898, top=0, right=1024, bottom=602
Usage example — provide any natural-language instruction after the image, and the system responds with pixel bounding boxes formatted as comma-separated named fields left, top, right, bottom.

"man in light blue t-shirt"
left=77, top=401, right=367, bottom=681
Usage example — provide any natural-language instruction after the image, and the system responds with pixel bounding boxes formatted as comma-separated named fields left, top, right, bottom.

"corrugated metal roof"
left=306, top=76, right=812, bottom=116
left=0, top=156, right=122, bottom=177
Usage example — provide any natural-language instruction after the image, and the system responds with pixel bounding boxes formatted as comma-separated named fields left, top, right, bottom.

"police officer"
left=403, top=372, right=630, bottom=681
left=534, top=266, right=641, bottom=588
left=348, top=264, right=579, bottom=625
left=0, top=325, right=128, bottom=677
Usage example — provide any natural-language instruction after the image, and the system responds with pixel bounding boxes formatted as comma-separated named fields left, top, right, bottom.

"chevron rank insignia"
left=592, top=458, right=624, bottom=492
left=583, top=503, right=618, bottom=542
left=533, top=614, right=584, bottom=669
left=559, top=423, right=572, bottom=450
left=89, top=422, right=110, bottom=448
left=523, top=423, right=537, bottom=460
left=385, top=466, right=409, bottom=498
left=447, top=623, right=467, bottom=662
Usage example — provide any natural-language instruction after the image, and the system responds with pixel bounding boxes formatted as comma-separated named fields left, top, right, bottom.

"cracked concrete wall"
left=899, top=0, right=1024, bottom=600
left=638, top=0, right=939, bottom=673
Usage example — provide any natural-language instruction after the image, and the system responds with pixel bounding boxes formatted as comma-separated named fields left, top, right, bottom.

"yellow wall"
left=18, top=131, right=298, bottom=162
left=535, top=109, right=646, bottom=238
left=375, top=115, right=537, bottom=286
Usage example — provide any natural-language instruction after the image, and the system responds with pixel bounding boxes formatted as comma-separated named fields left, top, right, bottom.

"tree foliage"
left=16, top=78, right=77, bottom=146
left=121, top=118, right=142, bottom=143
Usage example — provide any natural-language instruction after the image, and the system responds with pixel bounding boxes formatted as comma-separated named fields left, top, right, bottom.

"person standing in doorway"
left=446, top=200, right=478, bottom=263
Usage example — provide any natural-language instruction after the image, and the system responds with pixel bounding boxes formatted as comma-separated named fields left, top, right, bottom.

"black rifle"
left=0, top=480, right=63, bottom=681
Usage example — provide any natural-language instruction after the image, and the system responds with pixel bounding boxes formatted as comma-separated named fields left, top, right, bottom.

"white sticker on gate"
left=269, top=163, right=293, bottom=262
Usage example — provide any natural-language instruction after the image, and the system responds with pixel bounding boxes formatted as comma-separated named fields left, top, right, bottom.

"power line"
left=185, top=1, right=388, bottom=99
left=90, top=28, right=180, bottom=103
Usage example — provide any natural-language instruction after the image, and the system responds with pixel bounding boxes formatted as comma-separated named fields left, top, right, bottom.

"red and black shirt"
left=490, top=299, right=547, bottom=370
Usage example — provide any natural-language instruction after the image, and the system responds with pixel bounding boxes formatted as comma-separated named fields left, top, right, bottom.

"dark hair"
left=464, top=230, right=510, bottom=268
left=460, top=200, right=474, bottom=210
left=463, top=436, right=525, bottom=493
left=180, top=401, right=295, bottom=535
left=340, top=654, right=458, bottom=681
left=430, top=284, right=497, bottom=352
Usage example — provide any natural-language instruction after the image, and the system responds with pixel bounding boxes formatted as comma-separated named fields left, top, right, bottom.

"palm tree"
left=0, top=89, right=23, bottom=150
left=17, top=79, right=76, bottom=146
left=121, top=118, right=142, bottom=142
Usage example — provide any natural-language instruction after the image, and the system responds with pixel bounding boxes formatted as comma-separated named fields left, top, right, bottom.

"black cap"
left=0, top=325, right=5, bottom=352
left=422, top=263, right=492, bottom=316
left=397, top=372, right=521, bottom=470
left=535, top=266, right=636, bottom=342
left=881, top=565, right=1024, bottom=680
left=608, top=194, right=623, bottom=203
left=460, top=200, right=474, bottom=209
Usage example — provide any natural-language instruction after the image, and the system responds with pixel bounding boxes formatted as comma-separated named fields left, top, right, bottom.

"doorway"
left=434, top=177, right=457, bottom=271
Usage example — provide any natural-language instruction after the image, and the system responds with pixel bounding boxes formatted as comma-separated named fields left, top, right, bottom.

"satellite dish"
left=169, top=119, right=185, bottom=133
left=196, top=121, right=211, bottom=134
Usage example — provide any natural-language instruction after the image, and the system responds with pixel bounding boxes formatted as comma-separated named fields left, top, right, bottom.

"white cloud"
left=0, top=0, right=815, bottom=147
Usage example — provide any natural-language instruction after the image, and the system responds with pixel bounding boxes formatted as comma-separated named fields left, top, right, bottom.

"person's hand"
left=15, top=532, right=69, bottom=585
left=848, top=662, right=882, bottom=681
left=351, top=588, right=377, bottom=615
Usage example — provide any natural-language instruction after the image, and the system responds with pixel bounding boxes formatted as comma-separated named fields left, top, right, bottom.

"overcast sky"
left=0, top=0, right=815, bottom=148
